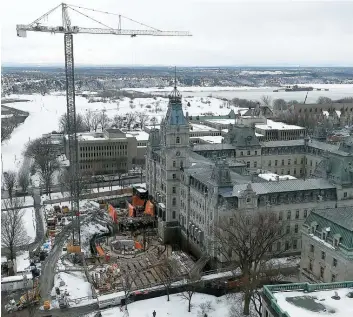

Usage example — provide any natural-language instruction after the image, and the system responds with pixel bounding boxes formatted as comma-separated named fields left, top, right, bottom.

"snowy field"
left=1, top=93, right=227, bottom=172
left=86, top=292, right=253, bottom=317
left=127, top=84, right=353, bottom=102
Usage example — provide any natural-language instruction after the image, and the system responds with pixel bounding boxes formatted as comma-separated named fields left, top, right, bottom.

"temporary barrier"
left=128, top=203, right=135, bottom=217
left=134, top=241, right=143, bottom=249
left=96, top=245, right=105, bottom=257
left=108, top=204, right=118, bottom=223
left=132, top=195, right=145, bottom=207
left=144, top=200, right=155, bottom=216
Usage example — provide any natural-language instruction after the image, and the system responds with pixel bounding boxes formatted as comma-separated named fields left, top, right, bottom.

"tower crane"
left=17, top=3, right=191, bottom=249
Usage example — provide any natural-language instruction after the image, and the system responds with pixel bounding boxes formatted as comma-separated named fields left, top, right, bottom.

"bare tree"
left=119, top=265, right=139, bottom=311
left=113, top=114, right=124, bottom=129
left=17, top=165, right=30, bottom=194
left=58, top=169, right=90, bottom=200
left=317, top=96, right=332, bottom=104
left=1, top=118, right=18, bottom=143
left=125, top=112, right=136, bottom=130
left=213, top=209, right=288, bottom=316
left=24, top=137, right=61, bottom=198
left=1, top=198, right=28, bottom=262
left=59, top=113, right=88, bottom=133
left=91, top=113, right=101, bottom=132
left=3, top=170, right=17, bottom=202
left=97, top=110, right=111, bottom=131
left=150, top=116, right=158, bottom=127
left=273, top=99, right=287, bottom=112
left=260, top=95, right=272, bottom=108
left=159, top=258, right=178, bottom=301
left=179, top=272, right=201, bottom=312
left=83, top=109, right=94, bottom=131
left=136, top=112, right=149, bottom=129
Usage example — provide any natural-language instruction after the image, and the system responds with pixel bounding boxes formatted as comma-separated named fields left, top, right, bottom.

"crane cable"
left=68, top=4, right=162, bottom=31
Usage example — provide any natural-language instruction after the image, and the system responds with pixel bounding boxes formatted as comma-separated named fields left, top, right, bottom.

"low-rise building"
left=300, top=207, right=353, bottom=283
left=262, top=281, right=353, bottom=317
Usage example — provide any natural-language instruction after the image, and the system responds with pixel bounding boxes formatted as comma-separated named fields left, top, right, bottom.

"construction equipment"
left=5, top=278, right=41, bottom=313
left=17, top=3, right=191, bottom=248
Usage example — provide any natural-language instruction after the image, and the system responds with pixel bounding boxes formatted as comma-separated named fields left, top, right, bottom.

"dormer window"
left=246, top=197, right=251, bottom=203
left=321, top=231, right=327, bottom=241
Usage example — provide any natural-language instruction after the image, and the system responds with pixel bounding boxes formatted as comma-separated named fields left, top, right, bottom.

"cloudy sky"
left=1, top=0, right=353, bottom=66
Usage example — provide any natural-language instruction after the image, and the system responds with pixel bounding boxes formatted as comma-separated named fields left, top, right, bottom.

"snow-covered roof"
left=269, top=284, right=353, bottom=317
left=126, top=131, right=149, bottom=141
left=1, top=274, right=33, bottom=283
left=205, top=119, right=235, bottom=125
left=195, top=136, right=224, bottom=144
left=258, top=173, right=297, bottom=182
left=255, top=119, right=304, bottom=131
left=190, top=123, right=219, bottom=132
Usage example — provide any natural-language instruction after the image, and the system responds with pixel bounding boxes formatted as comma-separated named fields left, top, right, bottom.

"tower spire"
left=174, top=66, right=177, bottom=89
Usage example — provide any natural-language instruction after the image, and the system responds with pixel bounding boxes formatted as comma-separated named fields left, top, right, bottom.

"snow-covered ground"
left=1, top=93, right=228, bottom=172
left=51, top=271, right=92, bottom=300
left=22, top=207, right=36, bottom=243
left=1, top=195, right=34, bottom=206
left=89, top=292, right=254, bottom=317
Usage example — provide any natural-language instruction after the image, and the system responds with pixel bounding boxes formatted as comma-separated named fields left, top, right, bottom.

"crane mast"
left=17, top=3, right=191, bottom=249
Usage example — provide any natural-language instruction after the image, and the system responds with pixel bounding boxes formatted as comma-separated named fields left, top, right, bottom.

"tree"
left=1, top=118, right=18, bottom=143
left=58, top=169, right=90, bottom=200
left=159, top=258, right=178, bottom=301
left=24, top=137, right=61, bottom=198
left=113, top=114, right=125, bottom=129
left=317, top=96, right=332, bottom=104
left=179, top=272, right=201, bottom=312
left=213, top=209, right=288, bottom=316
left=17, top=165, right=30, bottom=194
left=150, top=116, right=159, bottom=127
left=97, top=110, right=111, bottom=131
left=91, top=113, right=101, bottom=132
left=273, top=99, right=287, bottom=112
left=136, top=112, right=149, bottom=129
left=125, top=112, right=136, bottom=130
left=3, top=171, right=17, bottom=202
left=260, top=95, right=272, bottom=108
left=115, top=157, right=128, bottom=187
left=59, top=113, right=88, bottom=134
left=83, top=109, right=94, bottom=131
left=1, top=198, right=28, bottom=262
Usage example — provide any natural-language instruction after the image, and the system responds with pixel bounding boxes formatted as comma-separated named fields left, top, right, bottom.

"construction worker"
left=152, top=310, right=156, bottom=317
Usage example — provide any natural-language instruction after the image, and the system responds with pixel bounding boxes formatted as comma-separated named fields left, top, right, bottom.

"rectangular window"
left=295, top=210, right=299, bottom=219
left=287, top=211, right=291, bottom=220
left=310, top=244, right=314, bottom=252
left=282, top=159, right=285, bottom=166
left=288, top=159, right=291, bottom=165
left=286, top=225, right=290, bottom=234
left=294, top=158, right=297, bottom=164
left=279, top=211, right=283, bottom=221
left=294, top=168, right=297, bottom=175
left=309, top=259, right=313, bottom=271
left=277, top=242, right=281, bottom=251
left=344, top=192, right=347, bottom=198
left=333, top=258, right=337, bottom=267
left=304, top=210, right=308, bottom=218
left=172, top=210, right=176, bottom=219
left=295, top=224, right=298, bottom=233
left=240, top=151, right=243, bottom=156
left=255, top=150, right=258, bottom=155
left=275, top=160, right=278, bottom=166
left=254, top=161, right=257, bottom=168
left=320, top=267, right=324, bottom=279
left=281, top=169, right=284, bottom=175
left=285, top=241, right=290, bottom=250
left=172, top=198, right=176, bottom=206
left=293, top=239, right=297, bottom=249
left=246, top=161, right=250, bottom=168
left=268, top=161, right=271, bottom=167
left=300, top=168, right=303, bottom=174
left=172, top=187, right=176, bottom=194
left=321, top=251, right=326, bottom=260
left=247, top=150, right=250, bottom=155
left=172, top=174, right=176, bottom=179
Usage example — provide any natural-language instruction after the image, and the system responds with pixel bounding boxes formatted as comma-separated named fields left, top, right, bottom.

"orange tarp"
left=134, top=241, right=143, bottom=249
left=108, top=204, right=118, bottom=223
left=144, top=200, right=155, bottom=216
left=96, top=245, right=105, bottom=257
left=132, top=195, right=145, bottom=207
left=128, top=203, right=135, bottom=217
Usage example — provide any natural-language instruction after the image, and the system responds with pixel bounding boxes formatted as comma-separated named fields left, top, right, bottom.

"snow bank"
left=51, top=272, right=92, bottom=300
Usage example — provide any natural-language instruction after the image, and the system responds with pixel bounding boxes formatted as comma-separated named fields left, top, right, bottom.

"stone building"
left=66, top=128, right=148, bottom=175
left=300, top=207, right=353, bottom=283
left=146, top=87, right=353, bottom=263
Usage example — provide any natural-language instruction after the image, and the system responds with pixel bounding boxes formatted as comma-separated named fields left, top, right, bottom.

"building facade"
left=300, top=207, right=353, bottom=283
left=146, top=87, right=353, bottom=263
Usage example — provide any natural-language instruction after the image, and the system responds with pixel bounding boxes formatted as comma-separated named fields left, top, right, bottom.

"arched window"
left=176, top=137, right=180, bottom=144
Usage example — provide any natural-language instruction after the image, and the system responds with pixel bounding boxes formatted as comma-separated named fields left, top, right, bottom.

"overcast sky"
left=1, top=0, right=353, bottom=66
